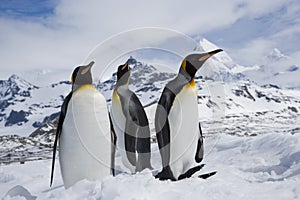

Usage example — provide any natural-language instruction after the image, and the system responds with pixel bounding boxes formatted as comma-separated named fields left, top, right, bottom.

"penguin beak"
left=81, top=61, right=95, bottom=75
left=88, top=61, right=95, bottom=67
left=198, top=49, right=223, bottom=62
left=185, top=49, right=223, bottom=73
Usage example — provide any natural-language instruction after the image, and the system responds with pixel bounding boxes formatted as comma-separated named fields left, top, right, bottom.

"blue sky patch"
left=0, top=0, right=58, bottom=19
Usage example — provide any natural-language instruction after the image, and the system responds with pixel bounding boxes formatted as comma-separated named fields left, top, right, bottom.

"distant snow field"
left=1, top=133, right=300, bottom=199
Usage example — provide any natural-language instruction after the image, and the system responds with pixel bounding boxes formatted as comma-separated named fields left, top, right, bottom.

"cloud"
left=0, top=0, right=298, bottom=77
left=224, top=0, right=300, bottom=65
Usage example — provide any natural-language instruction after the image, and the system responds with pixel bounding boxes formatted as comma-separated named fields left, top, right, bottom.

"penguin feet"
left=154, top=166, right=176, bottom=181
left=178, top=164, right=205, bottom=180
left=111, top=168, right=123, bottom=177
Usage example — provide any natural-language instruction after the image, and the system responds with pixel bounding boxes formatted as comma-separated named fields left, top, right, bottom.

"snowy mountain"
left=0, top=74, right=70, bottom=136
left=0, top=56, right=297, bottom=137
left=267, top=48, right=289, bottom=61
left=97, top=56, right=176, bottom=107
left=0, top=58, right=176, bottom=137
left=0, top=75, right=39, bottom=128
left=197, top=38, right=245, bottom=82
left=0, top=38, right=300, bottom=199
left=0, top=38, right=300, bottom=164
left=232, top=48, right=300, bottom=88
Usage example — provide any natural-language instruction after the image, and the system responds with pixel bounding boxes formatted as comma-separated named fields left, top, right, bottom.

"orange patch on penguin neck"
left=181, top=59, right=187, bottom=72
left=189, top=79, right=196, bottom=88
left=76, top=84, right=95, bottom=91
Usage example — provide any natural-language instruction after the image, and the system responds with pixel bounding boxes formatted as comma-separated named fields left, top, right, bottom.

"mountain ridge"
left=0, top=38, right=300, bottom=163
left=1, top=38, right=300, bottom=137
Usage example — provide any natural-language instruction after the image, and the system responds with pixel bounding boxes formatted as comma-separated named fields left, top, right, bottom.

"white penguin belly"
left=168, top=85, right=199, bottom=179
left=59, top=86, right=111, bottom=188
left=111, top=92, right=135, bottom=173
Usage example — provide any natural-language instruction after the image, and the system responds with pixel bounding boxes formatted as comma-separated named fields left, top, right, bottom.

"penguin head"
left=71, top=61, right=94, bottom=88
left=181, top=49, right=223, bottom=78
left=116, top=62, right=130, bottom=85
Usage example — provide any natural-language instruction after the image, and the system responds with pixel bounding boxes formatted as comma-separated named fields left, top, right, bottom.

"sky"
left=0, top=0, right=299, bottom=79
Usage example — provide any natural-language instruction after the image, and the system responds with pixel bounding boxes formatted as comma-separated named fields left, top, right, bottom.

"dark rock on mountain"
left=5, top=110, right=31, bottom=126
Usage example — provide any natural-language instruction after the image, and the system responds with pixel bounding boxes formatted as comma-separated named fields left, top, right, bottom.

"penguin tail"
left=198, top=171, right=217, bottom=179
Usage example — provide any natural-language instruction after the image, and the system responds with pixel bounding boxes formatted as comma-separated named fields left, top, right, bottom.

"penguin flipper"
left=155, top=87, right=175, bottom=173
left=128, top=94, right=152, bottom=171
left=135, top=124, right=153, bottom=171
left=195, top=122, right=204, bottom=163
left=124, top=118, right=137, bottom=167
left=50, top=92, right=72, bottom=187
left=109, top=113, right=117, bottom=176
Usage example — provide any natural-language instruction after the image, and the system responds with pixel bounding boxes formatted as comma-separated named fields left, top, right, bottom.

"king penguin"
left=155, top=49, right=223, bottom=180
left=50, top=61, right=111, bottom=188
left=110, top=61, right=152, bottom=173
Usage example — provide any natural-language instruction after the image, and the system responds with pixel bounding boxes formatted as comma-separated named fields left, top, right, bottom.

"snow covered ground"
left=1, top=132, right=299, bottom=199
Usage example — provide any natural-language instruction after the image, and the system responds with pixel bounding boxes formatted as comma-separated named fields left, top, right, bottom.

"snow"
left=238, top=48, right=300, bottom=89
left=231, top=64, right=260, bottom=74
left=199, top=38, right=233, bottom=68
left=2, top=37, right=300, bottom=136
left=1, top=132, right=300, bottom=199
left=3, top=185, right=37, bottom=200
left=1, top=37, right=300, bottom=199
left=267, top=48, right=289, bottom=62
left=0, top=75, right=70, bottom=137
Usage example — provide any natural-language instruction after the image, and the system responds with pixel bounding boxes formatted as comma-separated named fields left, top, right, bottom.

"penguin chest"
left=59, top=86, right=110, bottom=188
left=168, top=85, right=199, bottom=178
left=111, top=91, right=127, bottom=144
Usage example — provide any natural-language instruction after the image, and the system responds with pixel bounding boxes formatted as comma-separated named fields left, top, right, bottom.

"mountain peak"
left=7, top=74, right=38, bottom=90
left=199, top=38, right=220, bottom=52
left=267, top=48, right=289, bottom=61
left=127, top=56, right=137, bottom=65
left=198, top=38, right=233, bottom=68
left=8, top=74, right=21, bottom=81
left=0, top=74, right=38, bottom=100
